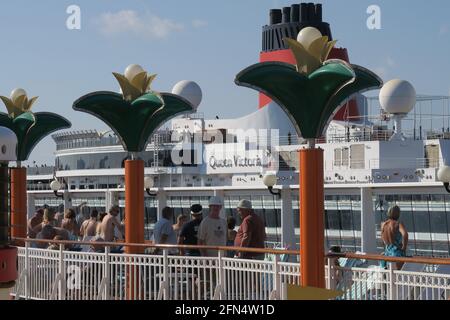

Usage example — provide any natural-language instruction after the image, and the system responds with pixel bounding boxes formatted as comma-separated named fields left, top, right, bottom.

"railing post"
left=58, top=244, right=66, bottom=300
left=162, top=249, right=169, bottom=300
left=217, top=250, right=226, bottom=300
left=104, top=246, right=111, bottom=300
left=273, top=254, right=280, bottom=300
left=326, top=257, right=336, bottom=290
left=389, top=264, right=396, bottom=300
left=24, top=242, right=29, bottom=299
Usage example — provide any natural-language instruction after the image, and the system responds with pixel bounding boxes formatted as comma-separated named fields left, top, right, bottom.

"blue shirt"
left=153, top=217, right=177, bottom=245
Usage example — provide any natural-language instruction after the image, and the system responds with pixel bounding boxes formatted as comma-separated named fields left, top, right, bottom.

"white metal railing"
left=11, top=244, right=450, bottom=301
left=327, top=255, right=450, bottom=300
left=12, top=244, right=297, bottom=301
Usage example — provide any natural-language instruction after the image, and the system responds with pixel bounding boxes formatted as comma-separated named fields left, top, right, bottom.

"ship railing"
left=11, top=238, right=299, bottom=301
left=328, top=252, right=450, bottom=300
left=10, top=238, right=450, bottom=300
left=329, top=157, right=442, bottom=171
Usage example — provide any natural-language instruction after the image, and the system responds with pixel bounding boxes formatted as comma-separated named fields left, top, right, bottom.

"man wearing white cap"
left=234, top=199, right=266, bottom=260
left=197, top=196, right=227, bottom=257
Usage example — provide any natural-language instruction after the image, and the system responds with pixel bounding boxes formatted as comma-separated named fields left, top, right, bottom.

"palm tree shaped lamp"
left=235, top=27, right=383, bottom=288
left=0, top=89, right=71, bottom=242
left=73, top=64, right=194, bottom=255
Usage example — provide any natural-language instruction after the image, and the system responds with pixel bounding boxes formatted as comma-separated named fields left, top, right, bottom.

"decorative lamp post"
left=437, top=166, right=450, bottom=193
left=262, top=173, right=281, bottom=197
left=73, top=64, right=194, bottom=255
left=0, top=89, right=71, bottom=244
left=144, top=176, right=157, bottom=196
left=235, top=27, right=382, bottom=288
left=50, top=179, right=64, bottom=199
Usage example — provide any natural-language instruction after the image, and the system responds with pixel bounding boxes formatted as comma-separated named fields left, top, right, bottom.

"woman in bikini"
left=381, top=205, right=409, bottom=270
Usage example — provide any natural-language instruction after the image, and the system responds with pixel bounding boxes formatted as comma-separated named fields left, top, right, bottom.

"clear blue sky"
left=0, top=0, right=449, bottom=164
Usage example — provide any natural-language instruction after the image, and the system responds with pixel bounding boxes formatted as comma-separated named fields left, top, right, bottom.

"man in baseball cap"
left=208, top=196, right=223, bottom=206
left=178, top=204, right=203, bottom=256
left=197, top=196, right=227, bottom=256
left=235, top=199, right=266, bottom=259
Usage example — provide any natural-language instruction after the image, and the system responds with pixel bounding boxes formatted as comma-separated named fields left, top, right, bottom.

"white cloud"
left=97, top=10, right=184, bottom=39
left=192, top=19, right=208, bottom=28
left=386, top=57, right=396, bottom=67
left=439, top=24, right=449, bottom=36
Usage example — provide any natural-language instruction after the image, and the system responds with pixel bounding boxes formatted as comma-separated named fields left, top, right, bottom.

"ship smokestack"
left=260, top=3, right=359, bottom=122
left=307, top=3, right=316, bottom=21
left=315, top=4, right=323, bottom=22
left=300, top=3, right=308, bottom=22
left=269, top=9, right=282, bottom=25
left=290, top=4, right=300, bottom=23
left=282, top=7, right=291, bottom=23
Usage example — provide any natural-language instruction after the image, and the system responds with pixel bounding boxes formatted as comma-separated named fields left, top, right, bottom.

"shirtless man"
left=99, top=205, right=124, bottom=242
left=80, top=209, right=99, bottom=239
left=27, top=209, right=44, bottom=238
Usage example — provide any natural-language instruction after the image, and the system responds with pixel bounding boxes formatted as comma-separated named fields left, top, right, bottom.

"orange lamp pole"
left=125, top=158, right=144, bottom=300
left=10, top=166, right=27, bottom=245
left=125, top=159, right=145, bottom=253
left=299, top=148, right=325, bottom=288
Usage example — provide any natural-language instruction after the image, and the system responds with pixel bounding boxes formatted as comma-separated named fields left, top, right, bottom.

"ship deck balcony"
left=10, top=239, right=450, bottom=301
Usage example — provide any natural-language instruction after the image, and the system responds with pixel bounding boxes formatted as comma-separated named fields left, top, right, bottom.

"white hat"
left=209, top=196, right=224, bottom=206
left=237, top=199, right=252, bottom=209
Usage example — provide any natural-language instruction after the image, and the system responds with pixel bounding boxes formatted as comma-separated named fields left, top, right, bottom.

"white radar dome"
left=379, top=79, right=416, bottom=114
left=297, top=27, right=322, bottom=49
left=0, top=126, right=17, bottom=161
left=172, top=80, right=202, bottom=111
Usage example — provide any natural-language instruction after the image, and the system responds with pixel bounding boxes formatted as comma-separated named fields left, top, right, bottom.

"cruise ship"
left=1, top=1, right=449, bottom=302
left=24, top=3, right=450, bottom=259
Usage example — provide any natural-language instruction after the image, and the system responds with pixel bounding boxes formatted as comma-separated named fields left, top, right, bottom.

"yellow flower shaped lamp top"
left=284, top=26, right=337, bottom=75
left=0, top=88, right=39, bottom=119
left=113, top=64, right=158, bottom=102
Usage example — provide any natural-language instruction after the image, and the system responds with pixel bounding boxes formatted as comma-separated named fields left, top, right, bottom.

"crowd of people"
left=154, top=196, right=267, bottom=259
left=26, top=196, right=268, bottom=259
left=27, top=204, right=124, bottom=252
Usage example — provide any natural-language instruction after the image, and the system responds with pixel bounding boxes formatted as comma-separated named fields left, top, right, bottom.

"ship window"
left=350, top=144, right=365, bottom=169
left=342, top=148, right=349, bottom=167
left=334, top=149, right=342, bottom=166
left=425, top=144, right=440, bottom=168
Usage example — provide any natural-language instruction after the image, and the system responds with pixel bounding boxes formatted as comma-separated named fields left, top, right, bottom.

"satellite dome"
left=379, top=79, right=416, bottom=114
left=172, top=80, right=202, bottom=111
left=0, top=126, right=18, bottom=161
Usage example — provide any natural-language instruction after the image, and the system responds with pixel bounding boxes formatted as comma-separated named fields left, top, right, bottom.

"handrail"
left=14, top=237, right=450, bottom=266
left=12, top=237, right=299, bottom=256
left=327, top=252, right=450, bottom=266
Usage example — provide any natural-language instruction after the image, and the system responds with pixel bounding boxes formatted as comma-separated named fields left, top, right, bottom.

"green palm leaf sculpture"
left=0, top=112, right=72, bottom=161
left=73, top=65, right=194, bottom=153
left=0, top=89, right=72, bottom=161
left=235, top=32, right=383, bottom=139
